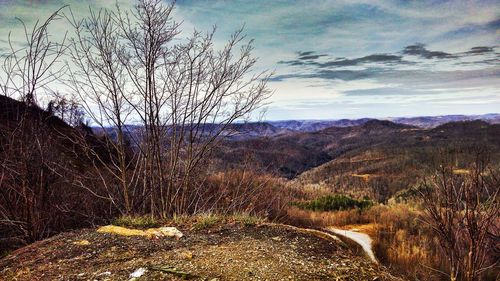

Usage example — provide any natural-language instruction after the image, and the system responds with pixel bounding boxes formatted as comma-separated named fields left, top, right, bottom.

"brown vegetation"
left=0, top=2, right=499, bottom=281
left=285, top=176, right=499, bottom=281
left=418, top=154, right=499, bottom=281
left=285, top=204, right=449, bottom=280
left=0, top=0, right=278, bottom=254
left=285, top=151, right=499, bottom=280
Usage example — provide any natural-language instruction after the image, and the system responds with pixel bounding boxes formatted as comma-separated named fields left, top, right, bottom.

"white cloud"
left=1, top=0, right=498, bottom=119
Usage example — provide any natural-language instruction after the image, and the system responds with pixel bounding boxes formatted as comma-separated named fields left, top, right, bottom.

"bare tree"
left=0, top=8, right=78, bottom=244
left=65, top=0, right=271, bottom=217
left=418, top=153, right=499, bottom=281
left=46, top=93, right=85, bottom=126
left=66, top=7, right=139, bottom=215
left=0, top=7, right=67, bottom=105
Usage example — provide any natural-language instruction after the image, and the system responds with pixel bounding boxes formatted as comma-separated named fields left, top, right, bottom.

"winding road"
left=327, top=227, right=377, bottom=263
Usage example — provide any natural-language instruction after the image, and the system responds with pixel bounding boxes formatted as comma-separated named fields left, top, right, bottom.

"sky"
left=0, top=0, right=499, bottom=120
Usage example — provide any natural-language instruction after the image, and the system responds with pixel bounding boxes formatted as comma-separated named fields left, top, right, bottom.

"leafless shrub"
left=0, top=7, right=94, bottom=246
left=418, top=152, right=499, bottom=281
left=190, top=169, right=291, bottom=219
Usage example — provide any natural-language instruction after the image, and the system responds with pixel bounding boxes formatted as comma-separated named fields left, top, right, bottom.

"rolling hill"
left=216, top=119, right=500, bottom=200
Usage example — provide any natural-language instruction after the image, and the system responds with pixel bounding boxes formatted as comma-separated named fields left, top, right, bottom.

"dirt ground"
left=0, top=222, right=401, bottom=280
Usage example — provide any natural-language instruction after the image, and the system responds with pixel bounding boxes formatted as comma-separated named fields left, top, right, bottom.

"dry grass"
left=351, top=173, right=378, bottom=182
left=192, top=212, right=266, bottom=230
left=286, top=206, right=372, bottom=227
left=199, top=170, right=295, bottom=220
left=111, top=212, right=267, bottom=233
left=339, top=223, right=379, bottom=236
left=191, top=213, right=224, bottom=230
left=452, top=168, right=470, bottom=174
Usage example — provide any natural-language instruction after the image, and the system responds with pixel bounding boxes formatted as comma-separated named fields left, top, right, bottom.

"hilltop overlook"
left=1, top=1, right=499, bottom=280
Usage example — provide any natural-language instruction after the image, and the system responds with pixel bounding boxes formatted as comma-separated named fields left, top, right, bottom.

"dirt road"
left=328, top=227, right=377, bottom=263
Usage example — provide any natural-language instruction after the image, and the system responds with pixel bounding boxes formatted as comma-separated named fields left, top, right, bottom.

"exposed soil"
left=0, top=222, right=401, bottom=280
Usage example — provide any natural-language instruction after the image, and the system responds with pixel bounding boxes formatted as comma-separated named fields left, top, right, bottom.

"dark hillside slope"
left=213, top=136, right=332, bottom=178
left=0, top=95, right=71, bottom=131
left=0, top=95, right=112, bottom=251
left=215, top=120, right=418, bottom=178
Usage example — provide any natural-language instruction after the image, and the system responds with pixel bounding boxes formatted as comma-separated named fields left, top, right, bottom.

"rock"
left=149, top=266, right=199, bottom=279
left=160, top=227, right=184, bottom=239
left=129, top=267, right=147, bottom=280
left=73, top=240, right=90, bottom=246
left=97, top=225, right=146, bottom=236
left=96, top=271, right=111, bottom=277
left=96, top=225, right=183, bottom=239
left=146, top=227, right=184, bottom=239
left=178, top=250, right=193, bottom=260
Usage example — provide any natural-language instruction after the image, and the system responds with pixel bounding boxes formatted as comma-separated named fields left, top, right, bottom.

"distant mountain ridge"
left=266, top=113, right=500, bottom=132
left=92, top=114, right=500, bottom=141
left=389, top=114, right=500, bottom=128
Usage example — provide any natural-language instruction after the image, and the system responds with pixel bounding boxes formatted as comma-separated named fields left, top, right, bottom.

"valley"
left=1, top=92, right=499, bottom=280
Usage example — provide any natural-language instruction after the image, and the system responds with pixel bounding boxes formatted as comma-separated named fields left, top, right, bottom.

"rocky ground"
left=0, top=221, right=401, bottom=280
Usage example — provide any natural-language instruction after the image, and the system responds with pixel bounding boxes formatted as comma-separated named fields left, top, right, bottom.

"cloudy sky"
left=1, top=0, right=499, bottom=120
